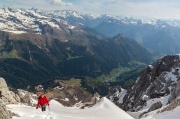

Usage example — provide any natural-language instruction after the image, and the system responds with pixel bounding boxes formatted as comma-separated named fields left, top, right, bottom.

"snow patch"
left=140, top=94, right=170, bottom=112
left=142, top=95, right=149, bottom=101
left=164, top=68, right=178, bottom=82
left=54, top=86, right=64, bottom=90
left=141, top=105, right=180, bottom=119
left=148, top=65, right=154, bottom=69
left=3, top=30, right=27, bottom=34
left=109, top=88, right=127, bottom=104
left=68, top=25, right=75, bottom=29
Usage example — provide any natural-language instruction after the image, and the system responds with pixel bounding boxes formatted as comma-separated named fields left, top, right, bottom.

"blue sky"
left=1, top=0, right=180, bottom=19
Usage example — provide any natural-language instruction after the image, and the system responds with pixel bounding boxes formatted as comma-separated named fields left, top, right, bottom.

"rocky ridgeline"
left=159, top=77, right=180, bottom=112
left=123, top=55, right=180, bottom=111
left=108, top=55, right=180, bottom=116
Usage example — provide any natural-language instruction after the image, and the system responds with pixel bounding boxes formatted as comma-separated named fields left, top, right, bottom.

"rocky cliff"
left=0, top=77, right=20, bottom=119
left=108, top=55, right=180, bottom=118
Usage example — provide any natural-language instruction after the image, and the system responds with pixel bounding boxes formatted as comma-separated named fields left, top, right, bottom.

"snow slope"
left=7, top=97, right=134, bottom=119
left=140, top=94, right=170, bottom=112
left=141, top=106, right=180, bottom=119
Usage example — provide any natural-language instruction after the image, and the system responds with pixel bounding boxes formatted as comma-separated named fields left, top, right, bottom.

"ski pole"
left=48, top=105, right=50, bottom=111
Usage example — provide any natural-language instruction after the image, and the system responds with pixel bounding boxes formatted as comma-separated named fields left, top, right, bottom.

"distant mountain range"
left=2, top=7, right=180, bottom=119
left=45, top=10, right=180, bottom=55
left=0, top=7, right=154, bottom=88
left=4, top=7, right=180, bottom=88
left=1, top=7, right=180, bottom=55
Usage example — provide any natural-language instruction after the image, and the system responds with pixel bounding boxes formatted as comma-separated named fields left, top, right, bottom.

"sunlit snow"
left=141, top=106, right=180, bottom=119
left=140, top=94, right=170, bottom=112
left=7, top=97, right=134, bottom=119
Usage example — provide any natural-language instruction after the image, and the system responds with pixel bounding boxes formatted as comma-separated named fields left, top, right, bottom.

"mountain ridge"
left=0, top=7, right=155, bottom=89
left=108, top=54, right=180, bottom=118
left=0, top=30, right=153, bottom=88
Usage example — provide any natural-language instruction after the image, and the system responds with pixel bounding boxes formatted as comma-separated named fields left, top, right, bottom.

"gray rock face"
left=0, top=77, right=20, bottom=119
left=107, top=86, right=125, bottom=108
left=159, top=79, right=180, bottom=112
left=168, top=80, right=180, bottom=102
left=17, top=89, right=37, bottom=106
left=161, top=98, right=180, bottom=112
left=148, top=101, right=162, bottom=112
left=119, top=55, right=180, bottom=112
left=0, top=103, right=11, bottom=119
left=0, top=77, right=20, bottom=104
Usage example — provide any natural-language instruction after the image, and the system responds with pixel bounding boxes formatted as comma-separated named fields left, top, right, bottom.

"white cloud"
left=2, top=0, right=180, bottom=19
left=70, top=0, right=180, bottom=19
left=50, top=0, right=73, bottom=6
left=7, top=0, right=44, bottom=2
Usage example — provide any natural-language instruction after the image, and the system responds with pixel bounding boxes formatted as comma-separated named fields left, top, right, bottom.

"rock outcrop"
left=0, top=103, right=11, bottom=119
left=0, top=77, right=20, bottom=104
left=107, top=86, right=127, bottom=108
left=108, top=55, right=180, bottom=116
left=17, top=89, right=37, bottom=106
left=148, top=101, right=162, bottom=112
left=161, top=98, right=180, bottom=112
left=121, top=55, right=180, bottom=112
left=168, top=79, right=180, bottom=102
left=0, top=77, right=20, bottom=119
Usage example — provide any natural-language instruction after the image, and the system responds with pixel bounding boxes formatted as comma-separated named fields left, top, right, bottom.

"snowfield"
left=140, top=94, right=170, bottom=112
left=140, top=106, right=180, bottom=119
left=7, top=97, right=134, bottom=119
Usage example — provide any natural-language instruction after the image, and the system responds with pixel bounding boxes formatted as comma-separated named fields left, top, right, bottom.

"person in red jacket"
left=36, top=93, right=49, bottom=111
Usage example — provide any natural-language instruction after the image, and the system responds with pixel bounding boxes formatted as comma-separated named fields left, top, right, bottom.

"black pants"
left=41, top=105, right=46, bottom=111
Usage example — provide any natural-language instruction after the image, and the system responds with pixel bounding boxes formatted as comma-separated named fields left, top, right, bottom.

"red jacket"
left=36, top=95, right=49, bottom=107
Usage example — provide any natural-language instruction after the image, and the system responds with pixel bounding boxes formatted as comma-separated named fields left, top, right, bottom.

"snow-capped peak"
left=0, top=7, right=76, bottom=34
left=0, top=7, right=179, bottom=35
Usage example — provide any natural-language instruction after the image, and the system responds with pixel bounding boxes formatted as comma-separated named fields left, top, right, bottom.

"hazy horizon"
left=1, top=0, right=180, bottom=20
